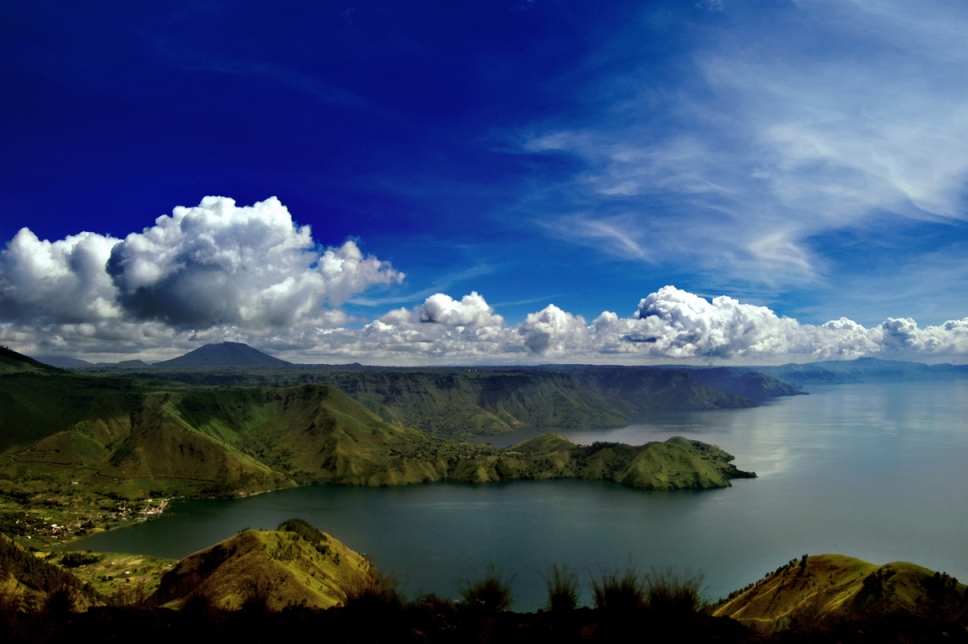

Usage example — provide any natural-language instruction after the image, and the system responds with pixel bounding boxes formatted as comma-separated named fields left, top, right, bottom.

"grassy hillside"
left=0, top=372, right=753, bottom=502
left=97, top=368, right=633, bottom=436
left=79, top=365, right=785, bottom=436
left=153, top=519, right=374, bottom=611
left=0, top=373, right=287, bottom=497
left=0, top=373, right=147, bottom=452
left=566, top=367, right=758, bottom=416
left=0, top=533, right=102, bottom=612
left=0, top=346, right=62, bottom=376
left=714, top=553, right=968, bottom=631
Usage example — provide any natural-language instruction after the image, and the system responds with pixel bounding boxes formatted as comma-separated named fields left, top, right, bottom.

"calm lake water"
left=72, top=382, right=968, bottom=611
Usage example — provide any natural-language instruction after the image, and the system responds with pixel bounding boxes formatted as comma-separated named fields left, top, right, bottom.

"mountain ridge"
left=60, top=343, right=798, bottom=436
left=153, top=342, right=291, bottom=368
left=0, top=371, right=754, bottom=496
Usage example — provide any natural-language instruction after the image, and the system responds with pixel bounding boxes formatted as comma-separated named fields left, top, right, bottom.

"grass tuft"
left=643, top=567, right=706, bottom=618
left=457, top=564, right=515, bottom=613
left=542, top=564, right=580, bottom=614
left=591, top=565, right=645, bottom=615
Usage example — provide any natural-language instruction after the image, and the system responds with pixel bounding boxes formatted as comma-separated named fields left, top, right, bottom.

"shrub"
left=277, top=518, right=324, bottom=543
left=59, top=552, right=102, bottom=568
left=240, top=582, right=271, bottom=616
left=111, top=579, right=149, bottom=608
left=0, top=588, right=24, bottom=617
left=591, top=565, right=645, bottom=615
left=642, top=567, right=705, bottom=618
left=43, top=586, right=75, bottom=617
left=542, top=564, right=580, bottom=614
left=180, top=585, right=220, bottom=622
left=277, top=517, right=333, bottom=556
left=337, top=569, right=401, bottom=610
left=457, top=564, right=514, bottom=613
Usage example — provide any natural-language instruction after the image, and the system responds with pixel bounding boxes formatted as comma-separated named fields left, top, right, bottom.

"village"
left=0, top=486, right=171, bottom=549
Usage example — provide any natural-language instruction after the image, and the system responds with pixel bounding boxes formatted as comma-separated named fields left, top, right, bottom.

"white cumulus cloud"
left=627, top=286, right=801, bottom=358
left=0, top=196, right=405, bottom=360
left=319, top=292, right=513, bottom=360
left=418, top=292, right=504, bottom=326
left=0, top=228, right=122, bottom=323
left=5, top=217, right=968, bottom=366
left=106, top=196, right=402, bottom=328
left=518, top=304, right=590, bottom=356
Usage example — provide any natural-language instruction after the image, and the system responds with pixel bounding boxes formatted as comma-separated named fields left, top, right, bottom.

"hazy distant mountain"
left=677, top=367, right=804, bottom=402
left=758, top=357, right=968, bottom=386
left=153, top=342, right=291, bottom=368
left=34, top=355, right=93, bottom=368
left=116, top=359, right=151, bottom=368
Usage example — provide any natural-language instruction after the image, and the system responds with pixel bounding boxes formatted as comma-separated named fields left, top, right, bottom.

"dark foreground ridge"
left=2, top=600, right=956, bottom=644
left=1, top=525, right=965, bottom=644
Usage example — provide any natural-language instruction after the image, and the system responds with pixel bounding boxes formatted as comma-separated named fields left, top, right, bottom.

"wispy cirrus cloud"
left=516, top=0, right=968, bottom=301
left=539, top=214, right=650, bottom=261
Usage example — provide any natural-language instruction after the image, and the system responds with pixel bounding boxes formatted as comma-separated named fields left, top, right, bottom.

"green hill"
left=0, top=374, right=753, bottom=497
left=0, top=346, right=62, bottom=376
left=315, top=369, right=629, bottom=435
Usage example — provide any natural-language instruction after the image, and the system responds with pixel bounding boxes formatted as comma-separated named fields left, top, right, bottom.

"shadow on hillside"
left=3, top=580, right=965, bottom=644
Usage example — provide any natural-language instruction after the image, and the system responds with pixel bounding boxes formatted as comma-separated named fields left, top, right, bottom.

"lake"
left=71, top=381, right=968, bottom=611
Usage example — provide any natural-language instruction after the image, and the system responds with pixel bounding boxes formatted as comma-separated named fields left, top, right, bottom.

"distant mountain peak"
left=34, top=354, right=94, bottom=368
left=154, top=342, right=291, bottom=368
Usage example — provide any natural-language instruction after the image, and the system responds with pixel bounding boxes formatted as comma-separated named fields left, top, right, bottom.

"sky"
left=2, top=0, right=968, bottom=365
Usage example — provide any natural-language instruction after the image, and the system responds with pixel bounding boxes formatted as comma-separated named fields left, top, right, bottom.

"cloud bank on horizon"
left=3, top=0, right=968, bottom=362
left=2, top=197, right=967, bottom=364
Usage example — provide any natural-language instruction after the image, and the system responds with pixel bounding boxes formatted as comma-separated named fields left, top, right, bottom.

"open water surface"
left=72, top=381, right=968, bottom=610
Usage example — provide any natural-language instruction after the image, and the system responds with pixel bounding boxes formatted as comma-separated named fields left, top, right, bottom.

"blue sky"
left=3, top=0, right=968, bottom=364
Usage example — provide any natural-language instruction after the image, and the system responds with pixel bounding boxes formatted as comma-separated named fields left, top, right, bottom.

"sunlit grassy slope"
left=0, top=520, right=372, bottom=613
left=714, top=553, right=968, bottom=630
left=153, top=520, right=374, bottom=611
